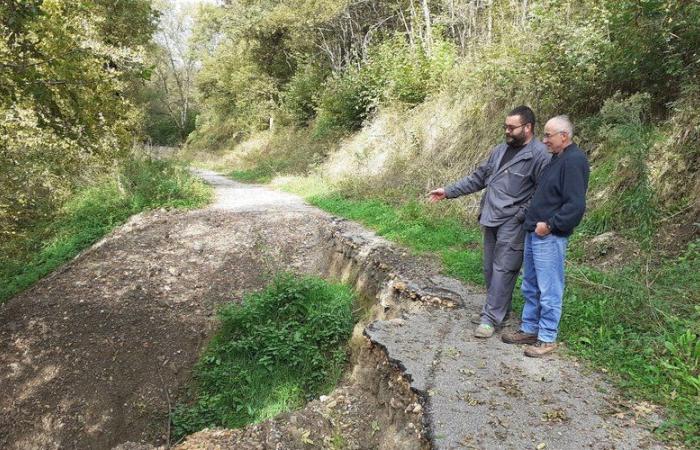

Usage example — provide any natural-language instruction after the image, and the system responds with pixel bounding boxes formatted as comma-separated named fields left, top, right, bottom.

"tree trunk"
left=420, top=0, right=433, bottom=55
left=409, top=0, right=423, bottom=45
left=398, top=9, right=415, bottom=49
left=487, top=0, right=493, bottom=44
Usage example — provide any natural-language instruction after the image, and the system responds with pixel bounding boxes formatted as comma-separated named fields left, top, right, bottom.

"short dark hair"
left=508, top=105, right=536, bottom=128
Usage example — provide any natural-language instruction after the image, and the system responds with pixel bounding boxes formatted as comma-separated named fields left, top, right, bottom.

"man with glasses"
left=502, top=115, right=590, bottom=356
left=429, top=106, right=550, bottom=338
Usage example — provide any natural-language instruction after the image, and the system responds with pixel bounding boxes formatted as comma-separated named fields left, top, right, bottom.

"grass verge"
left=0, top=157, right=212, bottom=303
left=171, top=274, right=355, bottom=440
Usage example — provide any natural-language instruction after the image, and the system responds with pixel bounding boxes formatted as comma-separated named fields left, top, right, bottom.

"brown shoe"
left=524, top=341, right=558, bottom=358
left=501, top=331, right=538, bottom=345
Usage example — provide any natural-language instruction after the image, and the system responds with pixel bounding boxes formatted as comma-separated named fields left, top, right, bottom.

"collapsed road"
left=0, top=170, right=664, bottom=449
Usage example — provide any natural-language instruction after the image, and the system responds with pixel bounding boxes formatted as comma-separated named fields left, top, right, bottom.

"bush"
left=281, top=63, right=329, bottom=126
left=118, top=157, right=212, bottom=210
left=313, top=32, right=456, bottom=137
left=313, top=69, right=374, bottom=137
left=367, top=33, right=456, bottom=106
left=171, top=274, right=355, bottom=439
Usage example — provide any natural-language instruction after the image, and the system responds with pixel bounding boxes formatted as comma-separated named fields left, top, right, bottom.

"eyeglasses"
left=543, top=130, right=565, bottom=139
left=503, top=123, right=528, bottom=132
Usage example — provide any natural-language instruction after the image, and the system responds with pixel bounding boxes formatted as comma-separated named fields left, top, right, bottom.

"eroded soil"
left=0, top=207, right=332, bottom=448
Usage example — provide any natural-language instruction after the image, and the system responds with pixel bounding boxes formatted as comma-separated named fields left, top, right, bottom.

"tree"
left=0, top=0, right=156, bottom=238
left=145, top=0, right=200, bottom=144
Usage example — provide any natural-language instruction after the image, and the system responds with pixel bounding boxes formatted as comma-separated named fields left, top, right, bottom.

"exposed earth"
left=0, top=170, right=668, bottom=449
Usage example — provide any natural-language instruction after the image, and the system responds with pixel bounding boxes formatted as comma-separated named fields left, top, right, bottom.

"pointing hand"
left=428, top=188, right=446, bottom=203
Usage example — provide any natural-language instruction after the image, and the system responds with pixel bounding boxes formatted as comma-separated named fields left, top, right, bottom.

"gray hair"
left=551, top=115, right=574, bottom=138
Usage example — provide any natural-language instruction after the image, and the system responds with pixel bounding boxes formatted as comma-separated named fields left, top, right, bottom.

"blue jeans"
left=520, top=232, right=568, bottom=343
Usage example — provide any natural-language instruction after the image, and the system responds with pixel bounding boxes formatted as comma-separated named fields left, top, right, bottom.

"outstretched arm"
left=443, top=157, right=492, bottom=199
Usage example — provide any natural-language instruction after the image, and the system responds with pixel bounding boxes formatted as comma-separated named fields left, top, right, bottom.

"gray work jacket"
left=445, top=139, right=550, bottom=227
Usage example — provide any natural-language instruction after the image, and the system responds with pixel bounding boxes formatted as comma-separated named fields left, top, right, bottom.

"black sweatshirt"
left=498, top=143, right=524, bottom=169
left=523, top=143, right=590, bottom=237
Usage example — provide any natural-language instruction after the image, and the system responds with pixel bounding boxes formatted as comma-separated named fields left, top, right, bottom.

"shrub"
left=118, top=157, right=212, bottom=210
left=281, top=63, right=329, bottom=126
left=313, top=68, right=375, bottom=137
left=367, top=32, right=456, bottom=106
left=171, top=274, right=355, bottom=439
left=313, top=32, right=456, bottom=137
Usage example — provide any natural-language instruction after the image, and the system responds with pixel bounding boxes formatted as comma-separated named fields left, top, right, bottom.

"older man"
left=429, top=106, right=550, bottom=338
left=502, top=115, right=590, bottom=357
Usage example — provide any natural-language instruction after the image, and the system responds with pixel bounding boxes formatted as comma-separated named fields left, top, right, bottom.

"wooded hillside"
left=186, top=0, right=699, bottom=242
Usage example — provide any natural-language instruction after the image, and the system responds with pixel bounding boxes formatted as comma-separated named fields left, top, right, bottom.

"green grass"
left=309, top=195, right=485, bottom=286
left=578, top=123, right=661, bottom=245
left=171, top=274, right=355, bottom=440
left=293, top=190, right=698, bottom=446
left=0, top=157, right=212, bottom=303
left=560, top=246, right=699, bottom=444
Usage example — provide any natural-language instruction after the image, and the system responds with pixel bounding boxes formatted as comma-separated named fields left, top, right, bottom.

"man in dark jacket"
left=502, top=115, right=590, bottom=357
left=429, top=106, right=550, bottom=338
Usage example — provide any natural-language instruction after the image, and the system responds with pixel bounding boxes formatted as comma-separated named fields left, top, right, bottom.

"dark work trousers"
left=480, top=215, right=525, bottom=326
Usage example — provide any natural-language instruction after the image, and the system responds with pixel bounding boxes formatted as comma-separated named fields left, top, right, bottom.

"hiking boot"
left=501, top=330, right=538, bottom=345
left=524, top=340, right=558, bottom=358
left=473, top=324, right=495, bottom=338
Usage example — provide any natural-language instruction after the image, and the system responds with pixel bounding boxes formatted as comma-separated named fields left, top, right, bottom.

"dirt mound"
left=580, top=231, right=641, bottom=269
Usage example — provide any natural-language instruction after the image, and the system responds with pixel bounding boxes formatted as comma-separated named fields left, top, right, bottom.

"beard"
left=506, top=133, right=526, bottom=146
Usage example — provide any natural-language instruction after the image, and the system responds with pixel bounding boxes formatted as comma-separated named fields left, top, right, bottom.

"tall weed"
left=578, top=94, right=659, bottom=241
